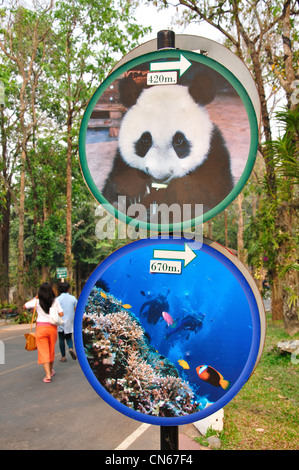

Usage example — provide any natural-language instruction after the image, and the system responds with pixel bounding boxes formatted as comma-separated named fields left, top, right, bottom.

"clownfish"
left=196, top=365, right=230, bottom=390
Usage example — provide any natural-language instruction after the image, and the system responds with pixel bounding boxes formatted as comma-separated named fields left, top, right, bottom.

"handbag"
left=49, top=303, right=63, bottom=326
left=24, top=302, right=37, bottom=351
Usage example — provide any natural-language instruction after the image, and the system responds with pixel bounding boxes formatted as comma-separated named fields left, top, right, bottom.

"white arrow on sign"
left=150, top=54, right=192, bottom=77
left=153, top=244, right=197, bottom=267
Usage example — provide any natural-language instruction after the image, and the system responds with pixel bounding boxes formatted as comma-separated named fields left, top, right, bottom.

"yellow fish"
left=100, top=291, right=107, bottom=299
left=178, top=359, right=190, bottom=370
left=122, top=304, right=132, bottom=309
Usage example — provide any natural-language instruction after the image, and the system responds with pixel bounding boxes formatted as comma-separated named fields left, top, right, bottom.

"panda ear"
left=118, top=75, right=142, bottom=108
left=188, top=70, right=216, bottom=105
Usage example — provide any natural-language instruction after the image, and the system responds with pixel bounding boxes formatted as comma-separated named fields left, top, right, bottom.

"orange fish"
left=178, top=359, right=190, bottom=370
left=196, top=365, right=230, bottom=390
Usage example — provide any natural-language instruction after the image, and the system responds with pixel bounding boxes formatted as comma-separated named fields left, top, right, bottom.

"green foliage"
left=13, top=310, right=34, bottom=324
left=265, top=108, right=299, bottom=184
left=0, top=0, right=150, bottom=296
left=34, top=217, right=65, bottom=267
left=219, top=314, right=299, bottom=450
left=244, top=107, right=299, bottom=277
left=72, top=196, right=102, bottom=270
left=208, top=205, right=238, bottom=250
left=192, top=314, right=299, bottom=450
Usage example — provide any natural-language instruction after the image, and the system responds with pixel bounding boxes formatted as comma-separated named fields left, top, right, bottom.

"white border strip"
left=114, top=423, right=151, bottom=450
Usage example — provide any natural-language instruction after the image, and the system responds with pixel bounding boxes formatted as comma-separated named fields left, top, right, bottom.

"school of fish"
left=161, top=311, right=230, bottom=390
left=99, top=293, right=230, bottom=391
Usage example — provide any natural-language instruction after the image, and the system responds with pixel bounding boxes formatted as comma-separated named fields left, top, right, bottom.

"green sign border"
left=79, top=49, right=259, bottom=232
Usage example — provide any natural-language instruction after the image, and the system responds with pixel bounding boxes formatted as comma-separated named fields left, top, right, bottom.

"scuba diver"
left=139, top=289, right=170, bottom=324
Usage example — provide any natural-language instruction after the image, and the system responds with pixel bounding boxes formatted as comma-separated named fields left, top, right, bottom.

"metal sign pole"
left=76, top=23, right=263, bottom=448
left=157, top=29, right=175, bottom=49
left=160, top=426, right=179, bottom=450
left=157, top=31, right=178, bottom=451
left=157, top=31, right=179, bottom=452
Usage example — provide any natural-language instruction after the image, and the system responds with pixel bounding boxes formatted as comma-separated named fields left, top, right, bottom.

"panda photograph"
left=84, top=59, right=251, bottom=224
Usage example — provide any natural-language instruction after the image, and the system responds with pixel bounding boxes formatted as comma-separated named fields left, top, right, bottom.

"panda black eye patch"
left=172, top=131, right=191, bottom=158
left=135, top=131, right=152, bottom=157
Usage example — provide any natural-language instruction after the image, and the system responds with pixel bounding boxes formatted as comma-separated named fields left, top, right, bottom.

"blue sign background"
left=74, top=238, right=262, bottom=426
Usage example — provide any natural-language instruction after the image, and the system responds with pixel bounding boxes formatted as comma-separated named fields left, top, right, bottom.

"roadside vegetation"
left=195, top=313, right=299, bottom=450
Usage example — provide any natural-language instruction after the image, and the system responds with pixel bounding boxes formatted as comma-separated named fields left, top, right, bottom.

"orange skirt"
left=36, top=323, right=57, bottom=364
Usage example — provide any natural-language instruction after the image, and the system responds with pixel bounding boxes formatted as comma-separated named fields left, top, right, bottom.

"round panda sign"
left=79, top=49, right=259, bottom=232
left=74, top=237, right=265, bottom=426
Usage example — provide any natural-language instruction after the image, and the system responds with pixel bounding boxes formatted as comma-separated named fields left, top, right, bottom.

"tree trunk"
left=17, top=70, right=28, bottom=311
left=75, top=261, right=81, bottom=299
left=271, top=269, right=284, bottom=321
left=233, top=13, right=284, bottom=320
left=276, top=204, right=299, bottom=334
left=0, top=190, right=10, bottom=302
left=208, top=220, right=212, bottom=239
left=281, top=0, right=296, bottom=109
left=237, top=192, right=247, bottom=264
left=64, top=32, right=73, bottom=284
left=276, top=1, right=299, bottom=334
left=0, top=104, right=10, bottom=302
left=17, top=149, right=26, bottom=311
left=172, top=0, right=296, bottom=330
left=224, top=210, right=228, bottom=247
left=282, top=265, right=299, bottom=335
left=41, top=265, right=50, bottom=283
left=64, top=112, right=73, bottom=282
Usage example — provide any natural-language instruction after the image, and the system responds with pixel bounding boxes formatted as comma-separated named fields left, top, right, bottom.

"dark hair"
left=38, top=282, right=56, bottom=314
left=58, top=281, right=70, bottom=294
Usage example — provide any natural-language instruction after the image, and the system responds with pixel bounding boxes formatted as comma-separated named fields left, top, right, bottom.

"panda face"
left=118, top=85, right=213, bottom=182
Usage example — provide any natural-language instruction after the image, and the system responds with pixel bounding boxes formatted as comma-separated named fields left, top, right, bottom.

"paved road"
left=0, top=322, right=204, bottom=451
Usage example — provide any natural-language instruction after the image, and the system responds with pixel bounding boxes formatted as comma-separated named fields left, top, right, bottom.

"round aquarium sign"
left=74, top=237, right=265, bottom=426
left=79, top=49, right=259, bottom=233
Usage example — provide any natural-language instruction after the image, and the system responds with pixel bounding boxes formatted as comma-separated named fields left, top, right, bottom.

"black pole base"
left=160, top=426, right=179, bottom=450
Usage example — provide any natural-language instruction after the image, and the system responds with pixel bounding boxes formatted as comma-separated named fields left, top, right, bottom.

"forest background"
left=0, top=0, right=298, bottom=336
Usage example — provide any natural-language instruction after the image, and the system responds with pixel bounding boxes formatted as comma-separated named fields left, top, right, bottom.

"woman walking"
left=24, top=283, right=63, bottom=383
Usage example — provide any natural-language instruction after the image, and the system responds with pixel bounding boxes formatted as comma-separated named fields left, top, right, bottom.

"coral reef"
left=82, top=286, right=201, bottom=417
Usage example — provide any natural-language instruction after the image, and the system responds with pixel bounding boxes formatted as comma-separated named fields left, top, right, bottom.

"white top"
left=56, top=293, right=77, bottom=334
left=25, top=298, right=63, bottom=324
